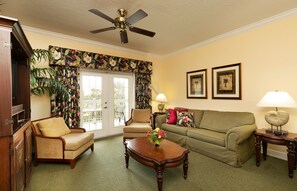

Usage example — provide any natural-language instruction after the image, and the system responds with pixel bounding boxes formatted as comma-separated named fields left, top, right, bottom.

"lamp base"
left=265, top=129, right=288, bottom=136
left=273, top=130, right=288, bottom=136
left=158, top=103, right=164, bottom=112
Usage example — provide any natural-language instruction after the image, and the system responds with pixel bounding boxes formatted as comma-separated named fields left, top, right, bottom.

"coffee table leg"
left=156, top=165, right=164, bottom=191
left=183, top=153, right=188, bottom=179
left=124, top=143, right=129, bottom=168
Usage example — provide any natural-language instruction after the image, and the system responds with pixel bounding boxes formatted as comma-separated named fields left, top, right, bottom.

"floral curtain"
left=50, top=66, right=80, bottom=128
left=135, top=73, right=152, bottom=109
left=49, top=45, right=152, bottom=127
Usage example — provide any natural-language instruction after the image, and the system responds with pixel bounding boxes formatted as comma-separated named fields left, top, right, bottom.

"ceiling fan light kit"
left=89, top=8, right=155, bottom=44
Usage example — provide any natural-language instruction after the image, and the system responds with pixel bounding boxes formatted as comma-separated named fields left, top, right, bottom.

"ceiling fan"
left=89, top=8, right=156, bottom=44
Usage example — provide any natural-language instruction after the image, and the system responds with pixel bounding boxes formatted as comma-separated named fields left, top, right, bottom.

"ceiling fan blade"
left=89, top=9, right=115, bottom=23
left=120, top=30, right=128, bottom=44
left=126, top=9, right=148, bottom=25
left=129, top=26, right=155, bottom=37
left=90, top=27, right=116, bottom=34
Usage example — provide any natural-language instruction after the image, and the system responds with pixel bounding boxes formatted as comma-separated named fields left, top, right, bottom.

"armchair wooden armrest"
left=69, top=127, right=86, bottom=133
left=125, top=117, right=133, bottom=126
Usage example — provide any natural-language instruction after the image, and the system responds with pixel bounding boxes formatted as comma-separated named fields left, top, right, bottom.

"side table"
left=152, top=112, right=166, bottom=129
left=254, top=129, right=297, bottom=178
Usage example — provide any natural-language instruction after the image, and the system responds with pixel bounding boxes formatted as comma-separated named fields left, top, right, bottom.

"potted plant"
left=30, top=49, right=69, bottom=98
left=147, top=128, right=166, bottom=146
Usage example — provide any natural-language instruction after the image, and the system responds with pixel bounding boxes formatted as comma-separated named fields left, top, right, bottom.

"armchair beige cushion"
left=123, top=109, right=152, bottom=142
left=38, top=117, right=71, bottom=137
left=132, top=109, right=151, bottom=123
left=32, top=117, right=94, bottom=169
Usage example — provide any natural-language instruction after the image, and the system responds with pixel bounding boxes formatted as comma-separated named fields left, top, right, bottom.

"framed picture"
left=212, top=63, right=241, bottom=99
left=187, top=69, right=207, bottom=99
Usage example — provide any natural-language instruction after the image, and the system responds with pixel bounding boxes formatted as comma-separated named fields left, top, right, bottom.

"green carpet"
left=28, top=135, right=297, bottom=191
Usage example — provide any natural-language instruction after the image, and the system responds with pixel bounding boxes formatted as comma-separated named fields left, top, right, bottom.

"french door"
left=80, top=70, right=134, bottom=139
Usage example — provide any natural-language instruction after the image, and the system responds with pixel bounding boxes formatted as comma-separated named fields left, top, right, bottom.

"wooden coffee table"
left=124, top=137, right=189, bottom=191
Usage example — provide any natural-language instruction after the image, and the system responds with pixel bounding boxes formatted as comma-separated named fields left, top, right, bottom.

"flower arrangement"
left=147, top=128, right=166, bottom=146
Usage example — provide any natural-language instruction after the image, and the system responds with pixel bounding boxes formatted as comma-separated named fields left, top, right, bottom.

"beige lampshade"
left=156, top=93, right=168, bottom=103
left=257, top=91, right=297, bottom=108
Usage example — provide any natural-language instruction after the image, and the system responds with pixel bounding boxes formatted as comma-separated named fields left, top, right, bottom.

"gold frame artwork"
left=212, top=63, right=241, bottom=99
left=187, top=69, right=207, bottom=99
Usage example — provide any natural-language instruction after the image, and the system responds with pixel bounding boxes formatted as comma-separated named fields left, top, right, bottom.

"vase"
left=154, top=143, right=159, bottom=147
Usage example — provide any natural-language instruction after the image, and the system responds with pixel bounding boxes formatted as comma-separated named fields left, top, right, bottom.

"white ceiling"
left=1, top=0, right=297, bottom=56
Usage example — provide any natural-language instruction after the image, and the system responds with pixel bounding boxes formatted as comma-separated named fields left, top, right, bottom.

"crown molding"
left=23, top=25, right=161, bottom=59
left=163, top=7, right=297, bottom=59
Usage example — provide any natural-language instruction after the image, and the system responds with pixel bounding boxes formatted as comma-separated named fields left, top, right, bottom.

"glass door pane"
left=113, top=77, right=129, bottom=127
left=81, top=75, right=102, bottom=131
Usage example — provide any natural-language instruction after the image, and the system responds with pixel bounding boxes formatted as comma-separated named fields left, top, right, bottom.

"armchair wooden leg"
left=70, top=160, right=75, bottom=169
left=34, top=152, right=39, bottom=166
left=91, top=144, right=94, bottom=152
left=34, top=159, right=39, bottom=166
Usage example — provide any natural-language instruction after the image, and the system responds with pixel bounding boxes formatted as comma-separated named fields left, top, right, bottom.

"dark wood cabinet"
left=11, top=122, right=32, bottom=191
left=24, top=126, right=32, bottom=186
left=0, top=137, right=11, bottom=189
left=0, top=16, right=33, bottom=191
left=14, top=134, right=25, bottom=191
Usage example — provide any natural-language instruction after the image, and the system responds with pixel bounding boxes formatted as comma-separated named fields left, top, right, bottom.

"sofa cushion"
left=132, top=109, right=151, bottom=123
left=187, top=128, right=225, bottom=147
left=188, top=109, right=204, bottom=127
left=38, top=117, right=71, bottom=137
left=62, top=132, right=94, bottom=151
left=199, top=110, right=255, bottom=133
left=161, top=124, right=188, bottom=136
left=176, top=111, right=195, bottom=127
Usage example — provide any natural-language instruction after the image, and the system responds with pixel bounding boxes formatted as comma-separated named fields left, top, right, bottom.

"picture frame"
left=212, top=63, right=241, bottom=99
left=187, top=69, right=207, bottom=99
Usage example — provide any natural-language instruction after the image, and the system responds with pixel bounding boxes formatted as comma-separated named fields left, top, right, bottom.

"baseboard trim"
left=267, top=149, right=287, bottom=161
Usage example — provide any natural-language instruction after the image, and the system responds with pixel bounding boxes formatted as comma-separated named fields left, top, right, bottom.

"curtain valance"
left=49, top=45, right=152, bottom=74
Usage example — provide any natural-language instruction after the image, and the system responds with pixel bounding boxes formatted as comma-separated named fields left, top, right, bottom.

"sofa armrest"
left=155, top=114, right=166, bottom=129
left=35, top=135, right=65, bottom=159
left=225, top=124, right=257, bottom=151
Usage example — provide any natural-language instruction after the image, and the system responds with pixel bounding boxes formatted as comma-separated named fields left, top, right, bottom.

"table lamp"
left=156, top=93, right=168, bottom=112
left=257, top=90, right=297, bottom=135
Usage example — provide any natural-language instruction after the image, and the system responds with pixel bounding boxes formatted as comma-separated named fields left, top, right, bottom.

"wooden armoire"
left=0, top=16, right=33, bottom=191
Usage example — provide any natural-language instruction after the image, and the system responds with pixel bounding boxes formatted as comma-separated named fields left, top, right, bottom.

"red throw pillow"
left=166, top=108, right=188, bottom=124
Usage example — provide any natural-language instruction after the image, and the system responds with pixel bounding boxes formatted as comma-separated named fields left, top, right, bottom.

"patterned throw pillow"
left=166, top=108, right=188, bottom=124
left=176, top=111, right=195, bottom=127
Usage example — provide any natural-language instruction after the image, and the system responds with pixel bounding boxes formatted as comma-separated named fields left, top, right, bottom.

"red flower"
left=158, top=130, right=165, bottom=138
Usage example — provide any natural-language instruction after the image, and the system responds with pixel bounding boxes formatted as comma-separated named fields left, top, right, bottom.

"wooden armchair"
left=123, top=109, right=152, bottom=142
left=31, top=117, right=94, bottom=169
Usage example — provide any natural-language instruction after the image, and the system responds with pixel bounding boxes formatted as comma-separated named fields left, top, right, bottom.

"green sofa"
left=155, top=109, right=256, bottom=167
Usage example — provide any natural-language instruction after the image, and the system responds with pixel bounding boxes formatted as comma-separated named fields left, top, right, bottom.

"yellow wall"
left=25, top=29, right=162, bottom=120
left=153, top=15, right=297, bottom=154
